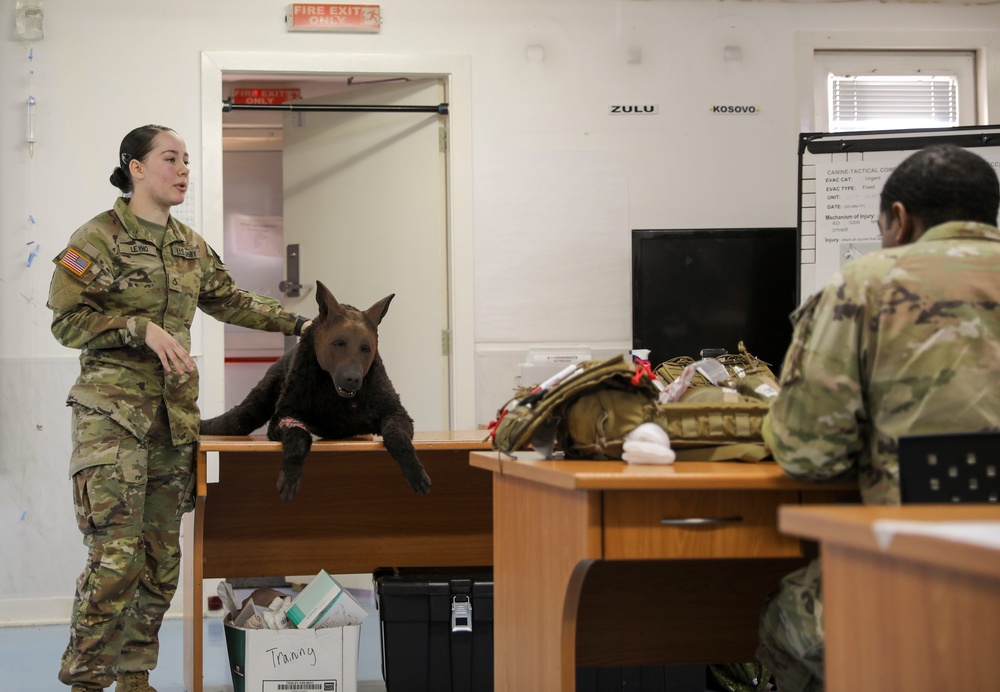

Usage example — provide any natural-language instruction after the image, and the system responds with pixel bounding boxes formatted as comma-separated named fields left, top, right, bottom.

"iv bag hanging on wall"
left=16, top=1, right=44, bottom=41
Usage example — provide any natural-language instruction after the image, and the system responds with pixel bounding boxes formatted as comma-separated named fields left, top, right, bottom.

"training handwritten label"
left=267, top=645, right=317, bottom=668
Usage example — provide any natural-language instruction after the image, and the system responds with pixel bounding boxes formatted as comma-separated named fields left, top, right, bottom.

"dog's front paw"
left=405, top=468, right=432, bottom=496
left=276, top=461, right=304, bottom=501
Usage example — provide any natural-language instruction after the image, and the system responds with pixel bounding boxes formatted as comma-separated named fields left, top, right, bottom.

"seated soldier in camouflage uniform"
left=48, top=125, right=312, bottom=692
left=757, top=144, right=1000, bottom=692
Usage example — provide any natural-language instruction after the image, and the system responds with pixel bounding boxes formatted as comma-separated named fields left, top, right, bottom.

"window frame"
left=813, top=50, right=977, bottom=132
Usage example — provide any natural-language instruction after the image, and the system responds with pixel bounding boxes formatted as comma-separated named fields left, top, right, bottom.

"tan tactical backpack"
left=490, top=345, right=778, bottom=461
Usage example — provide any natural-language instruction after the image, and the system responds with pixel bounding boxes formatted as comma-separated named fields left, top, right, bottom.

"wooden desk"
left=469, top=452, right=858, bottom=692
left=182, top=432, right=492, bottom=692
left=780, top=505, right=1000, bottom=691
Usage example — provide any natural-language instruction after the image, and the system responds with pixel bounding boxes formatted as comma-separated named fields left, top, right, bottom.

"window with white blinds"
left=814, top=51, right=977, bottom=132
left=829, top=75, right=958, bottom=132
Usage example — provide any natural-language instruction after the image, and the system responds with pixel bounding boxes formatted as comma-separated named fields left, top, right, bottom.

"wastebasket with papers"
left=219, top=569, right=368, bottom=692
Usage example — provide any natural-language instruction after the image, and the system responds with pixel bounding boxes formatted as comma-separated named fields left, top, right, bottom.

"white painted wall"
left=2, top=0, right=999, bottom=624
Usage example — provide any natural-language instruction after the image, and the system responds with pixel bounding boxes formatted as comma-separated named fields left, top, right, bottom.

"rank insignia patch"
left=59, top=247, right=92, bottom=276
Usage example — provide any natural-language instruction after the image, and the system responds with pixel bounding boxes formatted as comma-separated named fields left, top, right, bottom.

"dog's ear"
left=315, top=281, right=347, bottom=322
left=364, top=294, right=395, bottom=326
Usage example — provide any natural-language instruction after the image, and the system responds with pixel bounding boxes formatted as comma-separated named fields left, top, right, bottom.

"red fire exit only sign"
left=231, top=88, right=302, bottom=105
left=286, top=4, right=382, bottom=32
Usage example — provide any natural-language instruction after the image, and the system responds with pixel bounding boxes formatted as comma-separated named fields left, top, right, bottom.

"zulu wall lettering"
left=608, top=105, right=659, bottom=114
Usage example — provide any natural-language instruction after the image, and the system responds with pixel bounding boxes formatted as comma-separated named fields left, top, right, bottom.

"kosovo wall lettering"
left=710, top=105, right=761, bottom=114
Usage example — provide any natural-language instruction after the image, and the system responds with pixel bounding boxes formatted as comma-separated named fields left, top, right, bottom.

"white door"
left=281, top=79, right=450, bottom=431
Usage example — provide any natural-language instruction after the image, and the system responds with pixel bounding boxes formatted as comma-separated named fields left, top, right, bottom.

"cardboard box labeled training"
left=224, top=623, right=361, bottom=692
left=223, top=570, right=368, bottom=692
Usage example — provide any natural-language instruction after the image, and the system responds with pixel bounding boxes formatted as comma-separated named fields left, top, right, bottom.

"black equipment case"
left=374, top=566, right=707, bottom=692
left=373, top=567, right=494, bottom=692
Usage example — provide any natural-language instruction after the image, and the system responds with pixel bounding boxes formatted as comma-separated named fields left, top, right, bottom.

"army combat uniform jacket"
left=49, top=197, right=303, bottom=471
left=763, top=220, right=1000, bottom=505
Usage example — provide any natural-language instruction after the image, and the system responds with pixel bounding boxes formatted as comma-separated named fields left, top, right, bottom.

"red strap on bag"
left=631, top=359, right=654, bottom=386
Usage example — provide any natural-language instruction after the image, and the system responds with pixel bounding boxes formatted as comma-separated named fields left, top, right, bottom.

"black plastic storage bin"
left=374, top=567, right=494, bottom=692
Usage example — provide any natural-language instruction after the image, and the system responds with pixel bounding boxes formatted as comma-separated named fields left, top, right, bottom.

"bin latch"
left=451, top=595, right=473, bottom=633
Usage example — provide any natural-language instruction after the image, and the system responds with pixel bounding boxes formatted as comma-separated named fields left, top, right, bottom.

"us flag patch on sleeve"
left=59, top=247, right=93, bottom=276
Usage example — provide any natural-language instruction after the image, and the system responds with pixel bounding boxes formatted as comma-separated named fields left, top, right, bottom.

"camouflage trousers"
left=59, top=404, right=195, bottom=690
left=757, top=558, right=825, bottom=692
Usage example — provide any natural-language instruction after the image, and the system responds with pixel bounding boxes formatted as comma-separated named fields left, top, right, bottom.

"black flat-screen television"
left=631, top=227, right=799, bottom=373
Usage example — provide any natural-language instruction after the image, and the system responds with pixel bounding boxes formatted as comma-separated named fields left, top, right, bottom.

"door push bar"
left=223, top=99, right=449, bottom=115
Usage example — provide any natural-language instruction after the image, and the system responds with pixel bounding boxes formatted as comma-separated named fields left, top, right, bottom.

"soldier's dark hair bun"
left=109, top=166, right=132, bottom=194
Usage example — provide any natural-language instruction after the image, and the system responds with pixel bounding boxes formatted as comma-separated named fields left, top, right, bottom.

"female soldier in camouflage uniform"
left=757, top=144, right=1000, bottom=691
left=48, top=125, right=312, bottom=692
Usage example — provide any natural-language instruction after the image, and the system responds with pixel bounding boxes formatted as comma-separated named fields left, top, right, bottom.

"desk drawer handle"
left=660, top=516, right=743, bottom=526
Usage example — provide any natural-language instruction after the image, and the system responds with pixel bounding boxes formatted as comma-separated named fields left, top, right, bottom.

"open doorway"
left=199, top=52, right=476, bottom=431
left=221, top=75, right=449, bottom=431
left=220, top=91, right=286, bottom=426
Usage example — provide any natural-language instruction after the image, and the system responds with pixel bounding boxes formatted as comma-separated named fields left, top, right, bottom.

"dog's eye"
left=332, top=340, right=346, bottom=348
left=361, top=345, right=371, bottom=353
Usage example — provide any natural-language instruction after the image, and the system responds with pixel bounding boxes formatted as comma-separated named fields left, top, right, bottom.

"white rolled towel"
left=622, top=422, right=676, bottom=465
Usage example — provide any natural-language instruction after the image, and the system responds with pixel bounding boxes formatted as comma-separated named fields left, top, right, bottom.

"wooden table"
left=182, top=431, right=493, bottom=692
left=469, top=451, right=859, bottom=692
left=780, top=504, right=1000, bottom=691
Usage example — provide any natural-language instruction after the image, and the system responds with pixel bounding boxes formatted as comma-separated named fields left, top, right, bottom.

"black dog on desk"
left=200, top=281, right=431, bottom=501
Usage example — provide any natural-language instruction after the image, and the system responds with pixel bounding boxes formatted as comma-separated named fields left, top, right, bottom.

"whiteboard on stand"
left=798, top=125, right=1000, bottom=301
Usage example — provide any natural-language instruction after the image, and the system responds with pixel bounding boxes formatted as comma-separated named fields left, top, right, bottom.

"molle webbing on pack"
left=564, top=395, right=771, bottom=461
left=491, top=355, right=656, bottom=456
left=492, top=354, right=773, bottom=462
left=654, top=341, right=779, bottom=392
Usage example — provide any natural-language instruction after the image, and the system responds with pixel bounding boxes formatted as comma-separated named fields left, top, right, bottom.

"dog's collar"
left=277, top=416, right=309, bottom=432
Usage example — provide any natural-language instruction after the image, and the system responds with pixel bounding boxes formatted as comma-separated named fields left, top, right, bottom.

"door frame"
left=199, top=51, right=475, bottom=429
